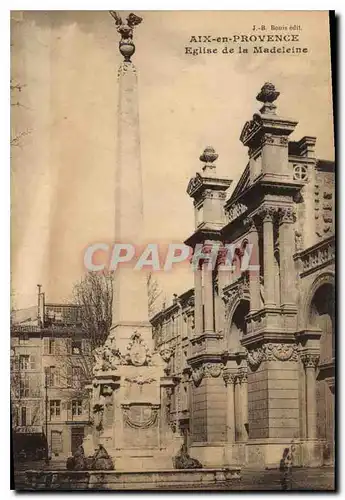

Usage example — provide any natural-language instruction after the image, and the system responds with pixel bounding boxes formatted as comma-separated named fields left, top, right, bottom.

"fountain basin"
left=17, top=467, right=241, bottom=490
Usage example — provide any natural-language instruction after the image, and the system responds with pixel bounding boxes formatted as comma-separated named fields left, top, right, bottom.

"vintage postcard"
left=11, top=10, right=335, bottom=490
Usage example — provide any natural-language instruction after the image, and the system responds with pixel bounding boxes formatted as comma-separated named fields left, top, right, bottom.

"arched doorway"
left=227, top=299, right=250, bottom=442
left=228, top=299, right=250, bottom=349
left=309, top=281, right=335, bottom=465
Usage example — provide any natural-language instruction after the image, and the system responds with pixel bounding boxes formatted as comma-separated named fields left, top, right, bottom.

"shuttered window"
left=19, top=375, right=30, bottom=397
left=29, top=355, right=37, bottom=370
left=72, top=400, right=83, bottom=417
left=49, top=400, right=61, bottom=420
left=19, top=355, right=29, bottom=370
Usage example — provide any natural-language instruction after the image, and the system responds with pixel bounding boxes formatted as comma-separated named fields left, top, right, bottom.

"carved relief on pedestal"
left=93, top=331, right=152, bottom=372
left=124, top=375, right=156, bottom=386
left=93, top=337, right=125, bottom=374
left=125, top=331, right=152, bottom=366
left=122, top=404, right=159, bottom=429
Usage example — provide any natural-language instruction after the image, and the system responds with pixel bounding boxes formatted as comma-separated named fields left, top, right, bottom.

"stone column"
left=223, top=371, right=236, bottom=443
left=239, top=372, right=248, bottom=441
left=203, top=259, right=214, bottom=333
left=194, top=263, right=203, bottom=335
left=278, top=207, right=296, bottom=306
left=244, top=218, right=261, bottom=313
left=260, top=206, right=276, bottom=307
left=234, top=375, right=243, bottom=441
left=302, top=353, right=319, bottom=439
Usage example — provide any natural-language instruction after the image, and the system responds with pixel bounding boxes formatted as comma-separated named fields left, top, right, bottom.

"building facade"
left=151, top=83, right=335, bottom=469
left=11, top=299, right=92, bottom=459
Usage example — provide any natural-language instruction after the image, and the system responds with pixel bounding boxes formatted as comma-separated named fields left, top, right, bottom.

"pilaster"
left=258, top=205, right=276, bottom=307
left=278, top=206, right=296, bottom=308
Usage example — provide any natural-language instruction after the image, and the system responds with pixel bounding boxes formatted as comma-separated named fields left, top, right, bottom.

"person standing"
left=280, top=448, right=291, bottom=490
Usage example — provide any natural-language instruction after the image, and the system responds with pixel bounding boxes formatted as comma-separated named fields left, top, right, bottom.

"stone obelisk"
left=89, top=14, right=183, bottom=470
left=110, top=11, right=152, bottom=353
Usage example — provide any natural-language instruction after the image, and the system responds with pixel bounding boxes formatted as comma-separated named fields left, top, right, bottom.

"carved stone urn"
left=119, top=41, right=135, bottom=62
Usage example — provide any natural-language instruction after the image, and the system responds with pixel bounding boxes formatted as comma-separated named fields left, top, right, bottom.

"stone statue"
left=109, top=11, right=143, bottom=40
left=91, top=444, right=114, bottom=470
left=173, top=443, right=203, bottom=470
left=66, top=443, right=114, bottom=471
left=109, top=11, right=143, bottom=62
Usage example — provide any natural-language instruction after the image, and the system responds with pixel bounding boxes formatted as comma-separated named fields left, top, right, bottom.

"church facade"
left=151, top=82, right=335, bottom=469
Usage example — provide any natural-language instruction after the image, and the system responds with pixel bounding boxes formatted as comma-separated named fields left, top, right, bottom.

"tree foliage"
left=147, top=272, right=162, bottom=318
left=73, top=271, right=114, bottom=350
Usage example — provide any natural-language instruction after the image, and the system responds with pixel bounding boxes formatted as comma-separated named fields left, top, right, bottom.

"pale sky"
left=11, top=10, right=334, bottom=310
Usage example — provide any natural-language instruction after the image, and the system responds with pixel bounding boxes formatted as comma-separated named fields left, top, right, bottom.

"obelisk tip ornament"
left=109, top=11, right=143, bottom=62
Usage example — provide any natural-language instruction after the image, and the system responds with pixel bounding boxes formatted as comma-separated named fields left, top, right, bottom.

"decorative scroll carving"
left=187, top=174, right=203, bottom=197
left=125, top=331, right=152, bottom=366
left=247, top=343, right=299, bottom=369
left=124, top=375, right=156, bottom=386
left=301, top=353, right=319, bottom=369
left=204, top=363, right=223, bottom=378
left=240, top=114, right=262, bottom=145
left=122, top=404, right=159, bottom=429
left=265, top=343, right=299, bottom=362
left=227, top=202, right=248, bottom=223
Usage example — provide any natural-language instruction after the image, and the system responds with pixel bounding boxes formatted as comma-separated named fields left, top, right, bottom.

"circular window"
left=293, top=164, right=308, bottom=181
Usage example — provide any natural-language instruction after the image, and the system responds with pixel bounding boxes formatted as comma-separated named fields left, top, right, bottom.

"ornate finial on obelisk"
left=109, top=11, right=143, bottom=62
left=256, top=82, right=280, bottom=115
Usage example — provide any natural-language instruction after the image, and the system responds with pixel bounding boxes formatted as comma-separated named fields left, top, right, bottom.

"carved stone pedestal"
left=91, top=332, right=183, bottom=471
